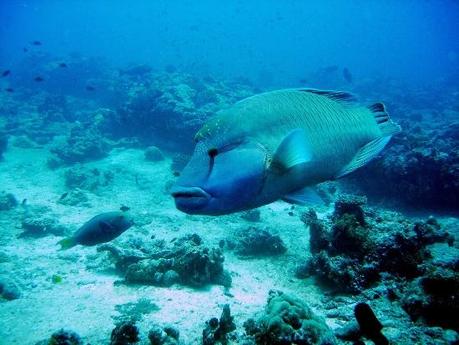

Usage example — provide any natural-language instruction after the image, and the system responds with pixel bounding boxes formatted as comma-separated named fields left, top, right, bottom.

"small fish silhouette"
left=343, top=67, right=353, bottom=83
left=58, top=62, right=68, bottom=68
left=2, top=70, right=11, bottom=77
left=34, top=76, right=44, bottom=82
left=5, top=88, right=14, bottom=93
left=85, top=85, right=96, bottom=91
left=31, top=40, right=42, bottom=46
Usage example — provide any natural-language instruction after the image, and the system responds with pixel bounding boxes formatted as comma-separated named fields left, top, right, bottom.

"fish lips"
left=171, top=186, right=211, bottom=213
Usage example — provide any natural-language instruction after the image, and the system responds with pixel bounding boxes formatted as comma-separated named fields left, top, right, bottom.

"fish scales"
left=173, top=88, right=400, bottom=215
left=230, top=90, right=378, bottom=163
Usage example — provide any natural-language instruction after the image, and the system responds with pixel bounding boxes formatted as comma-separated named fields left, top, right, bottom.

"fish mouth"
left=171, top=186, right=211, bottom=212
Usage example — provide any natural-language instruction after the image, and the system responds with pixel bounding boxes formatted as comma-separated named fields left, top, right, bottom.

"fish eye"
left=208, top=148, right=218, bottom=158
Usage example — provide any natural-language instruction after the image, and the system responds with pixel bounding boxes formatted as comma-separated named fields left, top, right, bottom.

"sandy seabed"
left=0, top=145, right=329, bottom=344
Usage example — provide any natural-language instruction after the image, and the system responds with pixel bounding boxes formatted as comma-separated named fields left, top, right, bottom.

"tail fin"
left=57, top=237, right=76, bottom=250
left=368, top=102, right=401, bottom=136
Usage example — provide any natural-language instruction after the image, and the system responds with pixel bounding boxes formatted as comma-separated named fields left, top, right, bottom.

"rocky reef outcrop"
left=298, top=194, right=454, bottom=294
left=243, top=290, right=336, bottom=345
left=99, top=233, right=232, bottom=288
left=347, top=118, right=459, bottom=211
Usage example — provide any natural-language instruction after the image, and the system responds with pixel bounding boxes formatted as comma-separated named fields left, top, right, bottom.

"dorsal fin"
left=299, top=88, right=358, bottom=105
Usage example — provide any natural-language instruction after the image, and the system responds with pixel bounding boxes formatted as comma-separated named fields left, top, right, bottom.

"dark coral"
left=110, top=321, right=140, bottom=345
left=346, top=119, right=459, bottom=211
left=299, top=195, right=454, bottom=293
left=0, top=191, right=17, bottom=211
left=243, top=290, right=336, bottom=345
left=235, top=227, right=287, bottom=256
left=202, top=304, right=236, bottom=345
left=46, top=329, right=83, bottom=345
left=401, top=266, right=459, bottom=331
left=0, top=276, right=21, bottom=300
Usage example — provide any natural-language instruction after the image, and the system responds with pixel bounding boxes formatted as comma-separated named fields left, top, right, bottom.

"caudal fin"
left=57, top=237, right=76, bottom=250
left=368, top=102, right=401, bottom=136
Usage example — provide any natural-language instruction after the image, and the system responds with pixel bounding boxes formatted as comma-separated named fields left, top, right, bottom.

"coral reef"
left=401, top=266, right=459, bottom=331
left=243, top=290, right=336, bottom=345
left=298, top=194, right=454, bottom=293
left=64, top=164, right=114, bottom=191
left=202, top=304, right=236, bottom=345
left=0, top=191, right=18, bottom=211
left=148, top=325, right=180, bottom=345
left=20, top=209, right=67, bottom=237
left=235, top=227, right=286, bottom=256
left=0, top=276, right=21, bottom=300
left=110, top=321, right=140, bottom=345
left=37, top=329, right=83, bottom=345
left=103, top=234, right=231, bottom=288
left=346, top=118, right=459, bottom=211
left=49, top=122, right=110, bottom=166
left=144, top=146, right=165, bottom=162
left=113, top=72, right=254, bottom=151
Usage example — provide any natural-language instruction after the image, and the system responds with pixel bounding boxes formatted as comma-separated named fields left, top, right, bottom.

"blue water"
left=1, top=1, right=458, bottom=87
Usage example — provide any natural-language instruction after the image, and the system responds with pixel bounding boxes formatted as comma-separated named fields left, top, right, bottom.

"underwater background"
left=0, top=0, right=458, bottom=344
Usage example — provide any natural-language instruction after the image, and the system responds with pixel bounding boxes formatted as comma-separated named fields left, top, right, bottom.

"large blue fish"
left=171, top=89, right=400, bottom=215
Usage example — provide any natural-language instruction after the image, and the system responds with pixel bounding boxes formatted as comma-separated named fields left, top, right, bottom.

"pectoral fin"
left=336, top=136, right=391, bottom=178
left=271, top=129, right=312, bottom=174
left=282, top=186, right=323, bottom=205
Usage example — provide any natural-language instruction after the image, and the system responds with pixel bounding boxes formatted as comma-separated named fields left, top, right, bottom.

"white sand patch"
left=0, top=146, right=329, bottom=344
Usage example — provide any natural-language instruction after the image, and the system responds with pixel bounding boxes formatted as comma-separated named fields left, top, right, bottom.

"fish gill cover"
left=0, top=1, right=458, bottom=344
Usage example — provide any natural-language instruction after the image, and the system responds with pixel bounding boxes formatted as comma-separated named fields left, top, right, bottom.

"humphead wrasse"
left=171, top=88, right=401, bottom=215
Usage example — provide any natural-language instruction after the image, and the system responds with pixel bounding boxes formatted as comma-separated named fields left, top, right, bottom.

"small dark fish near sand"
left=31, top=40, right=42, bottom=46
left=1, top=70, right=11, bottom=77
left=5, top=88, right=14, bottom=93
left=34, top=76, right=44, bottom=82
left=58, top=62, right=68, bottom=68
left=343, top=67, right=353, bottom=83
left=85, top=85, right=96, bottom=91
left=57, top=211, right=134, bottom=250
